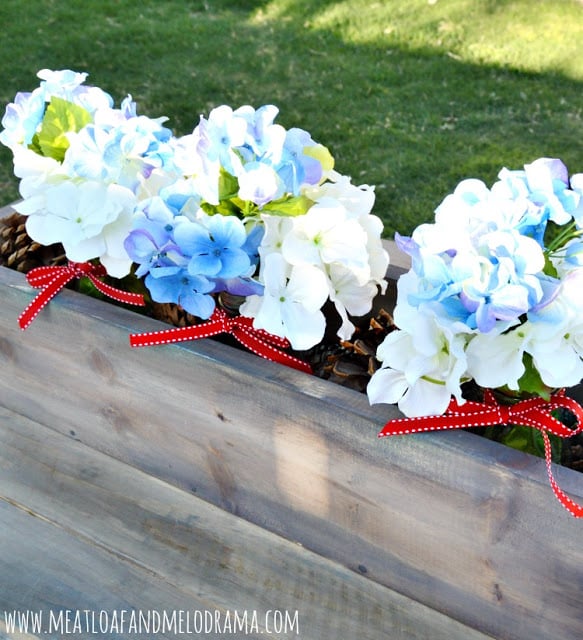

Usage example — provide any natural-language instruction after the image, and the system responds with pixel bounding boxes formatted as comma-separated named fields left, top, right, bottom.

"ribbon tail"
left=379, top=395, right=583, bottom=518
left=129, top=319, right=224, bottom=347
left=233, top=327, right=312, bottom=374
left=543, top=432, right=583, bottom=518
left=25, top=265, right=65, bottom=288
left=87, top=274, right=145, bottom=307
left=19, top=272, right=74, bottom=330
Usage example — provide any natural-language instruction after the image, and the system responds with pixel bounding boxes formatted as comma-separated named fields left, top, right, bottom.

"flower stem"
left=545, top=220, right=580, bottom=254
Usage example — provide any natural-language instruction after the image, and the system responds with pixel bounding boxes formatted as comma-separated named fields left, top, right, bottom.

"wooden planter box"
left=1, top=203, right=582, bottom=639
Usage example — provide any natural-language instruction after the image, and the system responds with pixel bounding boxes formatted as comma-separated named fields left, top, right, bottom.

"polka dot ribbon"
left=19, top=262, right=145, bottom=330
left=379, top=389, right=583, bottom=518
left=129, top=306, right=313, bottom=374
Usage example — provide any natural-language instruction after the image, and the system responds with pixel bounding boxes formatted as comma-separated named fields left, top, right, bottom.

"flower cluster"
left=124, top=194, right=264, bottom=320
left=2, top=70, right=388, bottom=352
left=124, top=104, right=388, bottom=349
left=368, top=158, right=583, bottom=417
left=1, top=69, right=178, bottom=277
left=239, top=179, right=387, bottom=349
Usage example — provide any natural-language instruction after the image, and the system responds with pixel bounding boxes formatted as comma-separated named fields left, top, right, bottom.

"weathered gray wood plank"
left=0, top=619, right=41, bottom=640
left=0, top=407, right=492, bottom=640
left=1, top=202, right=583, bottom=639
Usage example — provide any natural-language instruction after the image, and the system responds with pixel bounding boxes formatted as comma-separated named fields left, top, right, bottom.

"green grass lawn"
left=0, top=0, right=581, bottom=237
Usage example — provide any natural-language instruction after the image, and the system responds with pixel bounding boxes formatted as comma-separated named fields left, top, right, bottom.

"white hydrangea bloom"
left=526, top=270, right=583, bottom=388
left=304, top=169, right=376, bottom=218
left=240, top=253, right=329, bottom=350
left=254, top=194, right=387, bottom=346
left=465, top=328, right=530, bottom=391
left=367, top=307, right=469, bottom=417
left=18, top=180, right=137, bottom=277
left=327, top=263, right=378, bottom=340
left=281, top=197, right=370, bottom=280
left=12, top=147, right=67, bottom=199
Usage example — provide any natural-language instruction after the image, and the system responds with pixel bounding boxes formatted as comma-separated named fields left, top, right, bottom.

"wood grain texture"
left=1, top=202, right=583, bottom=639
left=0, top=407, right=491, bottom=640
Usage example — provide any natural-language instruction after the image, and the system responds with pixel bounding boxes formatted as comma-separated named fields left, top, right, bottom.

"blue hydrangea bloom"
left=65, top=110, right=177, bottom=193
left=124, top=197, right=185, bottom=277
left=241, top=223, right=264, bottom=268
left=127, top=190, right=263, bottom=317
left=276, top=127, right=323, bottom=194
left=174, top=215, right=251, bottom=279
left=145, top=266, right=216, bottom=319
left=399, top=226, right=549, bottom=333
left=210, top=275, right=264, bottom=297
left=239, top=104, right=284, bottom=160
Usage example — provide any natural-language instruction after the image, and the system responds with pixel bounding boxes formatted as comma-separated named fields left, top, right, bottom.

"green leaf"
left=501, top=425, right=562, bottom=462
left=218, top=168, right=240, bottom=200
left=36, top=96, right=92, bottom=162
left=517, top=352, right=552, bottom=400
left=543, top=253, right=558, bottom=278
left=76, top=274, right=106, bottom=300
left=200, top=201, right=218, bottom=216
left=261, top=195, right=313, bottom=217
left=202, top=197, right=246, bottom=218
left=500, top=425, right=532, bottom=454
left=28, top=133, right=43, bottom=156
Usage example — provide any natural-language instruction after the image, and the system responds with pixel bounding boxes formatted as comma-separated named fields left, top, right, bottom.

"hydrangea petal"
left=399, top=378, right=452, bottom=418
left=466, top=330, right=527, bottom=390
left=367, top=367, right=409, bottom=406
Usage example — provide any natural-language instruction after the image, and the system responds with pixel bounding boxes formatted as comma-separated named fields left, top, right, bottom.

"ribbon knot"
left=68, top=262, right=99, bottom=278
left=129, top=306, right=312, bottom=374
left=19, top=261, right=145, bottom=330
left=379, top=390, right=583, bottom=518
left=497, top=403, right=512, bottom=425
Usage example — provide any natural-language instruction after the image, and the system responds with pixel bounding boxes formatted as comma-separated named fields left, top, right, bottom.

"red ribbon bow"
left=129, top=306, right=312, bottom=374
left=19, top=262, right=145, bottom=330
left=379, top=390, right=583, bottom=518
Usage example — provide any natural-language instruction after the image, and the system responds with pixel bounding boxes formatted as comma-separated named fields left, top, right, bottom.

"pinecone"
left=150, top=302, right=199, bottom=328
left=149, top=292, right=243, bottom=328
left=305, top=307, right=397, bottom=392
left=0, top=212, right=65, bottom=272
